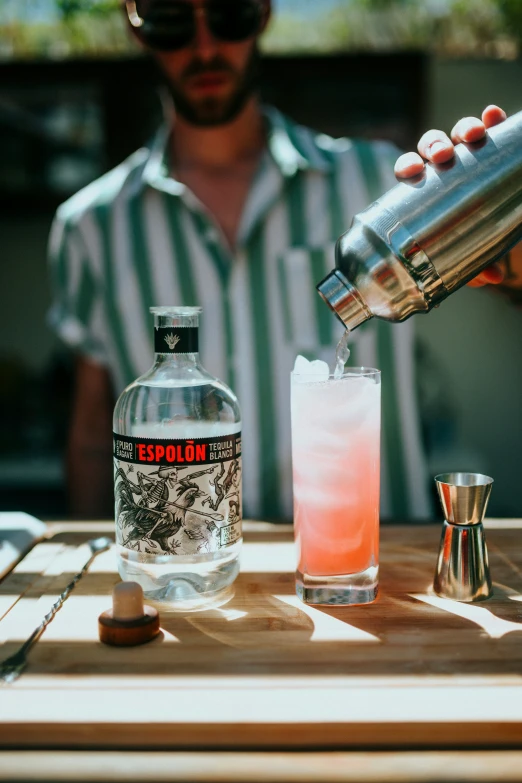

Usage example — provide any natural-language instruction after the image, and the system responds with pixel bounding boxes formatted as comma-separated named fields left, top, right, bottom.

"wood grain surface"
left=3, top=750, right=522, bottom=783
left=1, top=520, right=522, bottom=751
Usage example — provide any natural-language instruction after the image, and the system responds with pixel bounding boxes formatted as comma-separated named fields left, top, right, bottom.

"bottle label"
left=154, top=326, right=198, bottom=353
left=113, top=433, right=242, bottom=556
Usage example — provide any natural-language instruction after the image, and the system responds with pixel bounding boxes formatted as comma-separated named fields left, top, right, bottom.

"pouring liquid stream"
left=334, top=329, right=351, bottom=378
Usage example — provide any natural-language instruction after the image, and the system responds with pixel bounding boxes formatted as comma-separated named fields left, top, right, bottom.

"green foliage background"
left=0, top=0, right=520, bottom=60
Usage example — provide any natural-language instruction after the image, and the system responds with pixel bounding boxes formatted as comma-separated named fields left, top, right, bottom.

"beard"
left=163, top=47, right=260, bottom=127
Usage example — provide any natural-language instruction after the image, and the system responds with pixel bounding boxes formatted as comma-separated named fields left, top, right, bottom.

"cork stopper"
left=113, top=582, right=145, bottom=621
left=98, top=582, right=160, bottom=646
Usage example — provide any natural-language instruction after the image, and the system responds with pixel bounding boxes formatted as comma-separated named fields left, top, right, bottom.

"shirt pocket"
left=277, top=243, right=344, bottom=362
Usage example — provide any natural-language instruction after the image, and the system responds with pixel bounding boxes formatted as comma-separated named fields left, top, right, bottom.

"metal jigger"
left=433, top=472, right=493, bottom=602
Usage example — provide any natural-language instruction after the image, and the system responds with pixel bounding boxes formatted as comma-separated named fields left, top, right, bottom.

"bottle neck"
left=153, top=317, right=200, bottom=368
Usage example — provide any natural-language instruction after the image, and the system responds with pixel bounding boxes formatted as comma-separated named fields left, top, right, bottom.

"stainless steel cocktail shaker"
left=318, top=110, right=522, bottom=330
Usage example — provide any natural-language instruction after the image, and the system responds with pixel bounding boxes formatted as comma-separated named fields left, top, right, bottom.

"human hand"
left=394, top=105, right=508, bottom=287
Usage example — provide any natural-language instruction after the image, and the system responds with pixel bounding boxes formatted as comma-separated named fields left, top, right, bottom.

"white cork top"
left=112, top=581, right=144, bottom=621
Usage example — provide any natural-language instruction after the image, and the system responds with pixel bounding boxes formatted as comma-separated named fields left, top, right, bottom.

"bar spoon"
left=0, top=536, right=112, bottom=684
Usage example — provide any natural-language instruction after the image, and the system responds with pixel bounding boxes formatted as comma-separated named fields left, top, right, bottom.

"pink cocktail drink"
left=291, top=368, right=381, bottom=605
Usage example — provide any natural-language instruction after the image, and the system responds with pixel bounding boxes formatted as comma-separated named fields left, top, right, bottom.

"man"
left=48, top=0, right=513, bottom=521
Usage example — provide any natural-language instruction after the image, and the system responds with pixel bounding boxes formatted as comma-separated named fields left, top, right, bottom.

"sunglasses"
left=126, top=0, right=264, bottom=51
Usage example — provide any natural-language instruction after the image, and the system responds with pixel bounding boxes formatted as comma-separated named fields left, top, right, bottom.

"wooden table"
left=2, top=519, right=522, bottom=781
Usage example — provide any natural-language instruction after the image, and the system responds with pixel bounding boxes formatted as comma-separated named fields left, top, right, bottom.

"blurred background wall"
left=0, top=0, right=521, bottom=517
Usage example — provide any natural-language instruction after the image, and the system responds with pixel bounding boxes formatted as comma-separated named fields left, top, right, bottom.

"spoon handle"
left=0, top=540, right=109, bottom=684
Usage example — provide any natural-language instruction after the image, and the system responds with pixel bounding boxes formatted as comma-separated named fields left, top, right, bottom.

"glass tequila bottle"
left=113, top=307, right=242, bottom=610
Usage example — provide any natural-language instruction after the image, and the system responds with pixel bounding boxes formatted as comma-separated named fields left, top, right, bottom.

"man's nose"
left=192, top=6, right=218, bottom=60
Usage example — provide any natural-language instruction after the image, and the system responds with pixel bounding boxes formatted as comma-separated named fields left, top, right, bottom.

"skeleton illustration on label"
left=113, top=434, right=242, bottom=556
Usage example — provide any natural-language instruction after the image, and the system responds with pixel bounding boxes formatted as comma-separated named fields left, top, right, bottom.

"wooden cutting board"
left=1, top=520, right=522, bottom=750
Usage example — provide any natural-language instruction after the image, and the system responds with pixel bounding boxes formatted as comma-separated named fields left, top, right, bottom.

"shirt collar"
left=263, top=105, right=332, bottom=176
left=141, top=104, right=332, bottom=195
left=142, top=123, right=185, bottom=195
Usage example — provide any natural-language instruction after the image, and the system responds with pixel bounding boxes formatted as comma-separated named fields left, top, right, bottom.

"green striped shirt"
left=48, top=106, right=432, bottom=521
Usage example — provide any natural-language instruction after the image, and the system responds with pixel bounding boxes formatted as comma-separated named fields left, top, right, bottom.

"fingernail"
left=429, top=141, right=450, bottom=156
left=461, top=121, right=477, bottom=138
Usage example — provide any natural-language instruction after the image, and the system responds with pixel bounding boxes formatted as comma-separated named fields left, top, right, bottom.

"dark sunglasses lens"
left=141, top=1, right=195, bottom=50
left=208, top=0, right=262, bottom=42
